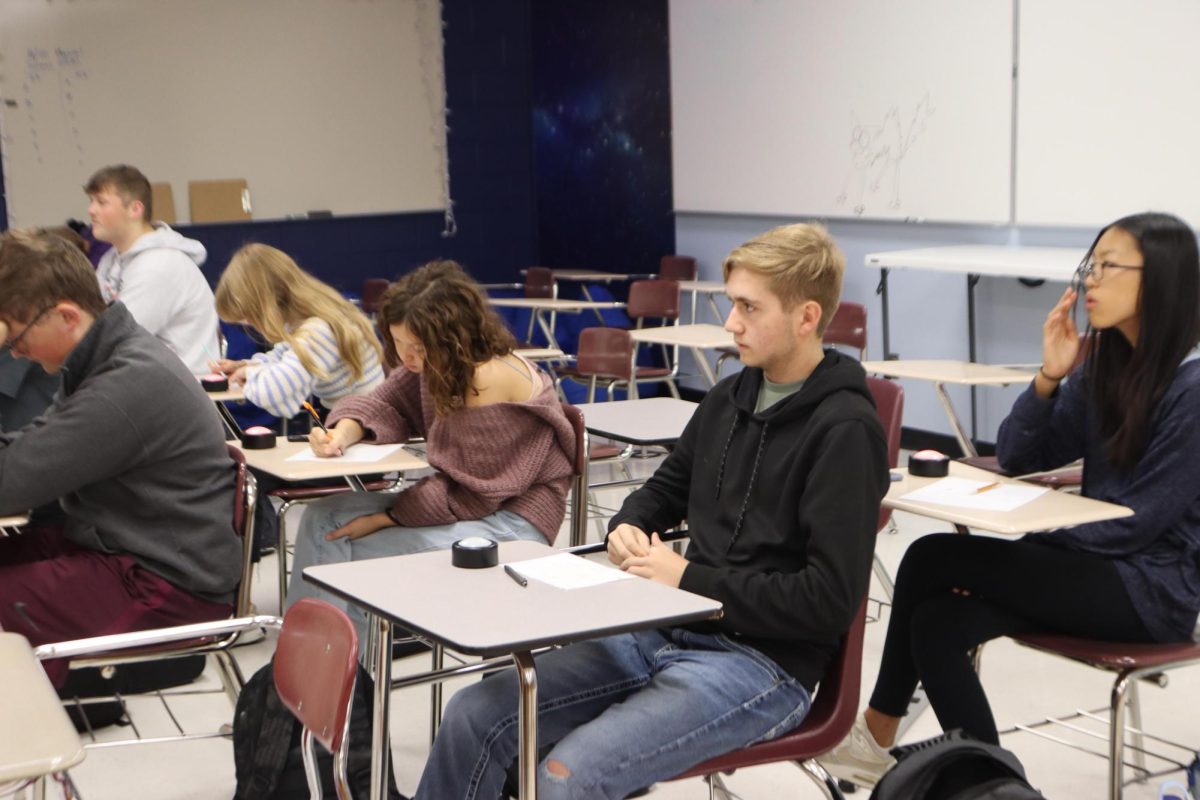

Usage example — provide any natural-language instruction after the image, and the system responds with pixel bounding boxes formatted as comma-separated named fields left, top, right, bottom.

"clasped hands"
left=607, top=523, right=688, bottom=587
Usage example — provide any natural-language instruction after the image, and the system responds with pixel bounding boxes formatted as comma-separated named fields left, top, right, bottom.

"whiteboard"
left=669, top=0, right=1014, bottom=224
left=1015, top=0, right=1200, bottom=228
left=0, top=0, right=447, bottom=227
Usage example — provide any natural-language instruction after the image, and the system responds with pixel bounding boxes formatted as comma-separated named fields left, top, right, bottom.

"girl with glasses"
left=824, top=212, right=1200, bottom=787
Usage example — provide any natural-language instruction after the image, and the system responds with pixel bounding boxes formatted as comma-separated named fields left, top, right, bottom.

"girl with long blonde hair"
left=212, top=243, right=383, bottom=418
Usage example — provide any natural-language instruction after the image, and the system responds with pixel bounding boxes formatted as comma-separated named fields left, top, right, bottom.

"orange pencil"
left=973, top=481, right=1001, bottom=494
left=301, top=401, right=329, bottom=434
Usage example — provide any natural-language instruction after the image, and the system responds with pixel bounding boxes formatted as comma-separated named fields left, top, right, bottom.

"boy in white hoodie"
left=85, top=165, right=220, bottom=374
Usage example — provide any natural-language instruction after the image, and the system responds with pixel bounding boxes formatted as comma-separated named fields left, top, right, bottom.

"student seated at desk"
left=824, top=212, right=1200, bottom=787
left=0, top=229, right=241, bottom=686
left=85, top=164, right=220, bottom=375
left=284, top=260, right=577, bottom=638
left=212, top=243, right=384, bottom=419
left=415, top=224, right=890, bottom=799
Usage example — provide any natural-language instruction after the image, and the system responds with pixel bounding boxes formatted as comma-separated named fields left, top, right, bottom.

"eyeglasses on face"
left=3, top=306, right=56, bottom=353
left=1073, top=259, right=1145, bottom=286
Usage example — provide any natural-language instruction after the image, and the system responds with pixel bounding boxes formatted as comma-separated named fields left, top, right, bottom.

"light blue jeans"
left=415, top=627, right=812, bottom=799
left=284, top=492, right=546, bottom=642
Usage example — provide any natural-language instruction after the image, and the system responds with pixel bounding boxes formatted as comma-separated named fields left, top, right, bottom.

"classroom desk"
left=861, top=360, right=1034, bottom=458
left=678, top=279, right=727, bottom=324
left=883, top=461, right=1131, bottom=738
left=231, top=437, right=428, bottom=492
left=200, top=381, right=246, bottom=437
left=0, top=510, right=31, bottom=536
left=489, top=298, right=625, bottom=352
left=0, top=633, right=85, bottom=789
left=513, top=346, right=566, bottom=362
left=575, top=397, right=698, bottom=447
left=885, top=461, right=1132, bottom=536
left=629, top=323, right=735, bottom=388
left=863, top=245, right=1084, bottom=437
left=305, top=540, right=721, bottom=800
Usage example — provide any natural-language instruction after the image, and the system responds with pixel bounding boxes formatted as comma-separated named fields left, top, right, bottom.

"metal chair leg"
left=276, top=498, right=298, bottom=613
left=800, top=759, right=847, bottom=800
left=1108, top=671, right=1132, bottom=800
left=212, top=650, right=246, bottom=705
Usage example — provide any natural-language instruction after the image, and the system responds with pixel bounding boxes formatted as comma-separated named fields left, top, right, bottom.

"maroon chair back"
left=626, top=279, right=680, bottom=323
left=575, top=327, right=635, bottom=382
left=866, top=377, right=903, bottom=532
left=226, top=444, right=249, bottom=539
left=274, top=598, right=360, bottom=755
left=524, top=267, right=555, bottom=299
left=361, top=278, right=390, bottom=314
left=824, top=302, right=867, bottom=355
left=672, top=596, right=869, bottom=780
left=659, top=255, right=697, bottom=282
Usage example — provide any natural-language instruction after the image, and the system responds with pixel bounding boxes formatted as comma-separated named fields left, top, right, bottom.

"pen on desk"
left=504, top=564, right=528, bottom=588
left=974, top=481, right=1001, bottom=494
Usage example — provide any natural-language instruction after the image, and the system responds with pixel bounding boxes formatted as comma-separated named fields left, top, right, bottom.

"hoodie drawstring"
left=720, top=417, right=768, bottom=554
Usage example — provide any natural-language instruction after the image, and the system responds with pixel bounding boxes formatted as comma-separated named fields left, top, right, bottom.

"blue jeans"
left=285, top=492, right=546, bottom=642
left=416, top=627, right=812, bottom=799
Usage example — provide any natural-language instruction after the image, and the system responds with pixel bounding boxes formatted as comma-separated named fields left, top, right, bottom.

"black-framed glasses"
left=1072, top=259, right=1145, bottom=287
left=4, top=306, right=56, bottom=353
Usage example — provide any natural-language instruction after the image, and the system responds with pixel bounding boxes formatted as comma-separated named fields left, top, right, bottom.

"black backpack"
left=869, top=730, right=1047, bottom=800
left=232, top=658, right=405, bottom=799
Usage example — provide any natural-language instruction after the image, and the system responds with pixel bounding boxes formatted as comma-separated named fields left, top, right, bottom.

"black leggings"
left=868, top=533, right=1152, bottom=744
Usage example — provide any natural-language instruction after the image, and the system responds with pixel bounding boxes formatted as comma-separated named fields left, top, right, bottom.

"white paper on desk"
left=285, top=443, right=406, bottom=464
left=900, top=477, right=1048, bottom=512
left=506, top=554, right=635, bottom=590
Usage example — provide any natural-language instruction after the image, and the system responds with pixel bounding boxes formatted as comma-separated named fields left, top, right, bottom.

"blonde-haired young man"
left=417, top=223, right=890, bottom=799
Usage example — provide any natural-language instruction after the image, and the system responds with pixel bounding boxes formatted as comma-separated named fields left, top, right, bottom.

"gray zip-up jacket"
left=0, top=303, right=241, bottom=603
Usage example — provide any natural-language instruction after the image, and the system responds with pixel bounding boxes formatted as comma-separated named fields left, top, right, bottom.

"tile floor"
left=46, top=452, right=1200, bottom=799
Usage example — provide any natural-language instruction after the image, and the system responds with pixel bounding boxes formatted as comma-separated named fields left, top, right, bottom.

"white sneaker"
left=819, top=714, right=896, bottom=788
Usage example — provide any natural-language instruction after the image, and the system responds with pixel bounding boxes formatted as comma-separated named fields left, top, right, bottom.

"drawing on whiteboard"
left=836, top=94, right=935, bottom=215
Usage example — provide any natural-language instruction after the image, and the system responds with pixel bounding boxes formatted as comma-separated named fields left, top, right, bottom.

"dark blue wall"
left=530, top=0, right=674, bottom=274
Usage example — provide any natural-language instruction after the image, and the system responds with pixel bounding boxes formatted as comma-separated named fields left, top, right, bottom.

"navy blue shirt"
left=996, top=353, right=1200, bottom=642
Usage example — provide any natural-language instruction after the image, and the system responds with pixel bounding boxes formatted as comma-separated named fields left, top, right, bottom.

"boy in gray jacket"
left=0, top=229, right=240, bottom=685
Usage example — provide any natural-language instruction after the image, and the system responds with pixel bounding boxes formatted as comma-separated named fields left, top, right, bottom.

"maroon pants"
left=0, top=525, right=233, bottom=686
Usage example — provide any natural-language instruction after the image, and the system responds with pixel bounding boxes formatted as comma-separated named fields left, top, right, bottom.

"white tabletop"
left=201, top=383, right=245, bottom=403
left=489, top=298, right=625, bottom=312
left=886, top=462, right=1131, bottom=536
left=0, top=633, right=85, bottom=782
left=0, top=510, right=31, bottom=529
left=629, top=323, right=735, bottom=349
left=548, top=269, right=632, bottom=282
left=233, top=437, right=428, bottom=482
left=678, top=279, right=726, bottom=294
left=304, top=540, right=723, bottom=656
left=864, top=245, right=1086, bottom=282
left=576, top=398, right=698, bottom=446
left=514, top=347, right=566, bottom=361
left=861, top=360, right=1035, bottom=386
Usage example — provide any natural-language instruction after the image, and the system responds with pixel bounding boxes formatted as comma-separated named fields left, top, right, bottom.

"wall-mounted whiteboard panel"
left=1015, top=0, right=1200, bottom=228
left=669, top=0, right=1014, bottom=224
left=0, top=0, right=447, bottom=227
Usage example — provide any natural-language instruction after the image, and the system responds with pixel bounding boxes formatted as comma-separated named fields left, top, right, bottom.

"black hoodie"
left=609, top=349, right=889, bottom=690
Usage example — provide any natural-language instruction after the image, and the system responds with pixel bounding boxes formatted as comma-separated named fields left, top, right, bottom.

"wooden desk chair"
left=866, top=376, right=904, bottom=600
left=659, top=255, right=697, bottom=281
left=1002, top=636, right=1200, bottom=800
left=274, top=598, right=361, bottom=800
left=669, top=597, right=869, bottom=800
left=554, top=327, right=637, bottom=402
left=626, top=279, right=682, bottom=398
left=36, top=444, right=259, bottom=744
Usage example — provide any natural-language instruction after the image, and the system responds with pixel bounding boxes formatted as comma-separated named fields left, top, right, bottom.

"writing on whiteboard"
left=837, top=93, right=935, bottom=215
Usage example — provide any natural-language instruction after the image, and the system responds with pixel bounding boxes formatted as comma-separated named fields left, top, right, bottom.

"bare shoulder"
left=466, top=355, right=537, bottom=407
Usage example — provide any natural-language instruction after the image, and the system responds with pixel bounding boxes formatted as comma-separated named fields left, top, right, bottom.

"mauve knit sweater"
left=327, top=365, right=576, bottom=543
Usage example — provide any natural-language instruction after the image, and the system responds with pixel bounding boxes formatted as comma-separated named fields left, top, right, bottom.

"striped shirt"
left=242, top=318, right=383, bottom=418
